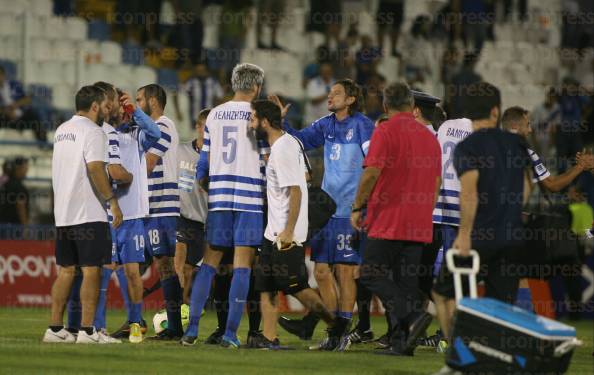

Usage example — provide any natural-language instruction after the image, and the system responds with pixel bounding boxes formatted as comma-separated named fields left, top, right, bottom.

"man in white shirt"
left=43, top=85, right=123, bottom=344
left=304, top=62, right=335, bottom=124
left=250, top=99, right=339, bottom=349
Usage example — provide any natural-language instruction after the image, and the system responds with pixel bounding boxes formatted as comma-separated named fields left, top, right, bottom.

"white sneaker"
left=76, top=328, right=101, bottom=344
left=98, top=329, right=122, bottom=344
left=42, top=328, right=76, bottom=343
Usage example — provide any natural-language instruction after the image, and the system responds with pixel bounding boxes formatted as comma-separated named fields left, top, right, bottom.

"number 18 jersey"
left=204, top=101, right=268, bottom=213
left=432, top=118, right=473, bottom=226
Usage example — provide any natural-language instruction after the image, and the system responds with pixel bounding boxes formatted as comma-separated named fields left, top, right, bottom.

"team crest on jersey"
left=346, top=129, right=353, bottom=141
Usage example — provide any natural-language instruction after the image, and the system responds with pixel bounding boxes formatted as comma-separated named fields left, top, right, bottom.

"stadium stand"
left=0, top=0, right=590, bottom=236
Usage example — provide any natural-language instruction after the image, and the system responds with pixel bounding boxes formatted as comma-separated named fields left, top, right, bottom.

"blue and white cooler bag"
left=445, top=250, right=582, bottom=374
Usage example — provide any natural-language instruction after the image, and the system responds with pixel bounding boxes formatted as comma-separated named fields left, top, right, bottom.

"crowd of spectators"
left=2, top=1, right=594, bottom=254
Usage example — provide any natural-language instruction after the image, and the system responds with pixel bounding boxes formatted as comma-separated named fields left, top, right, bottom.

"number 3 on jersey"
left=222, top=126, right=238, bottom=164
left=330, top=144, right=341, bottom=161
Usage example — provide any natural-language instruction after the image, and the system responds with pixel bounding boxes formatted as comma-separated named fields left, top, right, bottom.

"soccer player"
left=182, top=63, right=266, bottom=348
left=93, top=81, right=132, bottom=344
left=250, top=100, right=339, bottom=349
left=271, top=79, right=374, bottom=350
left=110, top=86, right=162, bottom=343
left=501, top=106, right=594, bottom=192
left=174, top=108, right=210, bottom=303
left=137, top=84, right=183, bottom=340
left=43, top=85, right=123, bottom=344
left=418, top=115, right=473, bottom=352
left=501, top=106, right=593, bottom=311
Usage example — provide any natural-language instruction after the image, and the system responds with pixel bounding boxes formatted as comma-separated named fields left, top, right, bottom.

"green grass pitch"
left=0, top=307, right=592, bottom=374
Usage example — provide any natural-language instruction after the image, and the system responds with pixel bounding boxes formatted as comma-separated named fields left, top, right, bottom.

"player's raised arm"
left=269, top=93, right=325, bottom=150
left=120, top=92, right=161, bottom=151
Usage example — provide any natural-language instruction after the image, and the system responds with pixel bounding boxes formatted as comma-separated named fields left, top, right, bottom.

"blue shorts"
left=145, top=216, right=178, bottom=257
left=310, top=217, right=365, bottom=265
left=206, top=211, right=263, bottom=249
left=110, top=219, right=146, bottom=264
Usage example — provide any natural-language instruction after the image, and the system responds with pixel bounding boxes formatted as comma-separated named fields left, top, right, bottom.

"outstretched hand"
left=576, top=151, right=594, bottom=172
left=268, top=94, right=291, bottom=118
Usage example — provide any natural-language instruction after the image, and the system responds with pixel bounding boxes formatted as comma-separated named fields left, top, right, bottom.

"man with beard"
left=94, top=82, right=162, bottom=343
left=43, top=85, right=123, bottom=344
left=270, top=78, right=374, bottom=351
left=182, top=63, right=267, bottom=348
left=250, top=99, right=339, bottom=349
left=137, top=84, right=183, bottom=341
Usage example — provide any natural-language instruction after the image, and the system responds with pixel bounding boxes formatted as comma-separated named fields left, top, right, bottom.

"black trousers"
left=360, top=238, right=423, bottom=334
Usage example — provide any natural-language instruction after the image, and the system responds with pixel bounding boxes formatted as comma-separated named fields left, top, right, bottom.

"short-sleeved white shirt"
left=264, top=134, right=308, bottom=243
left=52, top=115, right=108, bottom=226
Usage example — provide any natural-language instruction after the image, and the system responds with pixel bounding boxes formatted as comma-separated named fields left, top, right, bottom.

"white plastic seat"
left=0, top=36, right=22, bottom=60
left=63, top=17, right=88, bottom=41
left=30, top=37, right=53, bottom=62
left=37, top=61, right=64, bottom=85
left=378, top=56, right=400, bottom=83
left=27, top=0, right=52, bottom=16
left=43, top=17, right=67, bottom=39
left=0, top=12, right=23, bottom=36
left=27, top=15, right=46, bottom=37
left=60, top=61, right=76, bottom=85
left=99, top=41, right=122, bottom=65
left=52, top=39, right=77, bottom=62
left=0, top=0, right=27, bottom=15
left=133, top=66, right=157, bottom=86
left=52, top=83, right=75, bottom=109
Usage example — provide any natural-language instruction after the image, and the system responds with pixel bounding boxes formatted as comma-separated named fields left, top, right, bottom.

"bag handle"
left=289, top=134, right=313, bottom=177
left=446, top=249, right=480, bottom=302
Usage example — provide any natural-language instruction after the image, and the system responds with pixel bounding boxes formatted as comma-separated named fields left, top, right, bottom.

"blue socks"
left=115, top=267, right=131, bottom=311
left=129, top=303, right=143, bottom=324
left=515, top=287, right=533, bottom=312
left=186, top=264, right=217, bottom=337
left=93, top=268, right=113, bottom=329
left=162, top=275, right=184, bottom=336
left=338, top=311, right=353, bottom=320
left=66, top=273, right=83, bottom=330
left=224, top=268, right=251, bottom=341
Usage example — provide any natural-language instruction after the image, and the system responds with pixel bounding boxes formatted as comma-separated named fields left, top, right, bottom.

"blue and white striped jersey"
left=202, top=101, right=268, bottom=213
left=432, top=118, right=473, bottom=226
left=147, top=115, right=180, bottom=217
left=528, top=148, right=550, bottom=183
left=104, top=110, right=161, bottom=222
left=102, top=123, right=121, bottom=165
